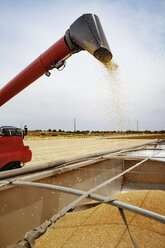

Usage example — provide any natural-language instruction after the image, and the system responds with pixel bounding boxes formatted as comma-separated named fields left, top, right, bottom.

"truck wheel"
left=0, top=161, right=21, bottom=171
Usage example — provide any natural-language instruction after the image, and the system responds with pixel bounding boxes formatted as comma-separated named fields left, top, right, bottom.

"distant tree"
left=48, top=129, right=52, bottom=132
left=144, top=130, right=151, bottom=134
left=125, top=130, right=132, bottom=134
left=82, top=130, right=89, bottom=134
left=40, top=133, right=45, bottom=136
left=159, top=130, right=165, bottom=134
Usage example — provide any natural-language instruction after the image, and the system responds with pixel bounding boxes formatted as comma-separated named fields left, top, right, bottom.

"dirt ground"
left=24, top=135, right=155, bottom=167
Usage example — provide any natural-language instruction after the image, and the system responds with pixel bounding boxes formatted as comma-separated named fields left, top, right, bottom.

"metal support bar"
left=118, top=208, right=138, bottom=248
left=1, top=180, right=165, bottom=224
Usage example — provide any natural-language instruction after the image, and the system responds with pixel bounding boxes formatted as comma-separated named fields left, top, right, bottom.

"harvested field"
left=24, top=136, right=155, bottom=166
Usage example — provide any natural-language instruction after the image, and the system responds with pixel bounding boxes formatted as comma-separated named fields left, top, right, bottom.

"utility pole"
left=137, top=120, right=139, bottom=132
left=74, top=118, right=76, bottom=132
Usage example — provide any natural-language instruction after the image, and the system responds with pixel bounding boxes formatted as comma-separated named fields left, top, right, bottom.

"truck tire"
left=0, top=161, right=21, bottom=171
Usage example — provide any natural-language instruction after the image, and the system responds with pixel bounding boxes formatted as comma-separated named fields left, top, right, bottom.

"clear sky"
left=0, top=0, right=165, bottom=131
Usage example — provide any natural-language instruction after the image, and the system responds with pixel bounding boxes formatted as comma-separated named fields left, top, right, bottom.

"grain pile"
left=33, top=190, right=165, bottom=248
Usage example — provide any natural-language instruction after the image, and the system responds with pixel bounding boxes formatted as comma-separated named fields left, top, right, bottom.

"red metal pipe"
left=0, top=37, right=72, bottom=106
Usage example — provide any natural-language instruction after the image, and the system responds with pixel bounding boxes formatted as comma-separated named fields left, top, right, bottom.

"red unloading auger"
left=0, top=14, right=112, bottom=107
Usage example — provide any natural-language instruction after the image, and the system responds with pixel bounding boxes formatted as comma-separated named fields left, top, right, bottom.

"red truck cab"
left=0, top=126, right=32, bottom=171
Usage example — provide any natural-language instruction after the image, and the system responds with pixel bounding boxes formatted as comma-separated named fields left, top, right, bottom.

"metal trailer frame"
left=0, top=140, right=165, bottom=247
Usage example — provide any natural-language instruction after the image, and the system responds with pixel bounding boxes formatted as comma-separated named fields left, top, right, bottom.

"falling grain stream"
left=103, top=60, right=126, bottom=130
